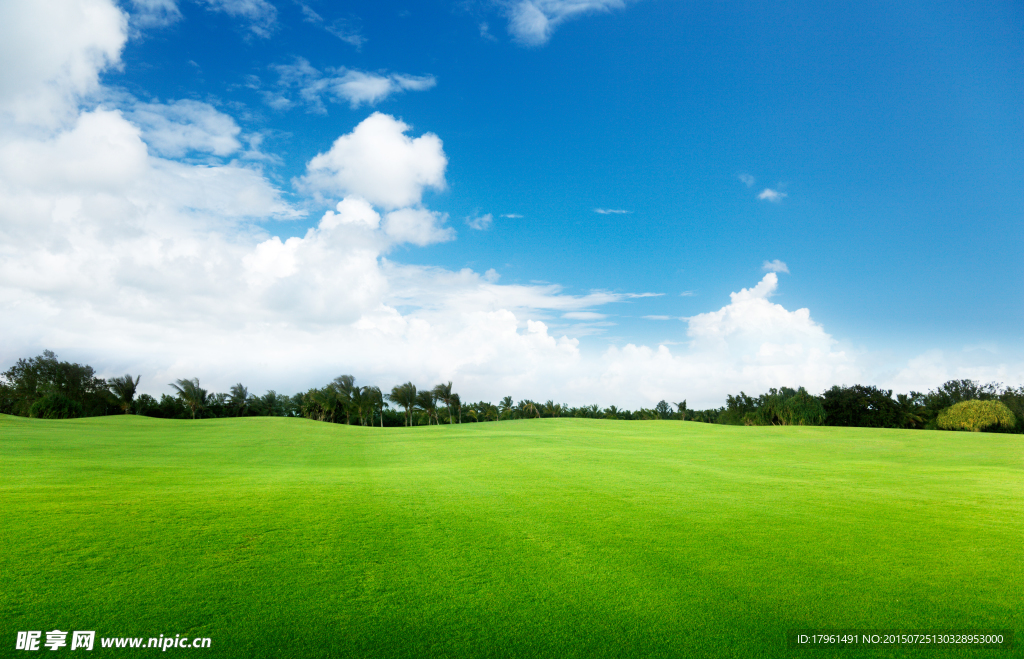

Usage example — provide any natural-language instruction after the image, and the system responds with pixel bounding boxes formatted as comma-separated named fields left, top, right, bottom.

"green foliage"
left=1, top=350, right=110, bottom=416
left=106, top=374, right=140, bottom=413
left=936, top=399, right=1017, bottom=432
left=28, top=392, right=84, bottom=419
left=920, top=379, right=1001, bottom=429
left=169, top=378, right=209, bottom=419
left=822, top=384, right=901, bottom=428
left=997, top=386, right=1024, bottom=433
left=720, top=387, right=826, bottom=426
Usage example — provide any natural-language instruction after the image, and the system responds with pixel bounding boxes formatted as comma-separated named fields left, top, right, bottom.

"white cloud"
left=3, top=0, right=1020, bottom=412
left=738, top=173, right=754, bottom=187
left=129, top=100, right=242, bottom=158
left=383, top=208, right=455, bottom=246
left=466, top=213, right=493, bottom=230
left=128, top=0, right=181, bottom=27
left=200, top=0, right=277, bottom=37
left=762, top=259, right=789, bottom=274
left=501, top=213, right=522, bottom=218
left=679, top=290, right=695, bottom=296
left=594, top=208, right=630, bottom=214
left=563, top=311, right=607, bottom=320
left=269, top=58, right=435, bottom=111
left=643, top=315, right=671, bottom=320
left=507, top=0, right=626, bottom=46
left=758, top=188, right=787, bottom=202
left=326, top=21, right=366, bottom=49
left=297, top=112, right=447, bottom=209
left=0, top=0, right=126, bottom=129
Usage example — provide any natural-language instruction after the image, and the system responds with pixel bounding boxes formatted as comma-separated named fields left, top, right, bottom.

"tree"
left=107, top=374, right=141, bottom=414
left=387, top=382, right=417, bottom=427
left=416, top=389, right=439, bottom=425
left=822, top=385, right=900, bottom=428
left=655, top=400, right=672, bottom=419
left=499, top=396, right=514, bottom=420
left=432, top=382, right=455, bottom=424
left=332, top=375, right=357, bottom=424
left=676, top=401, right=687, bottom=420
left=365, top=386, right=386, bottom=427
left=937, top=400, right=1016, bottom=432
left=1, top=351, right=108, bottom=417
left=29, top=392, right=84, bottom=419
left=450, top=392, right=462, bottom=423
left=228, top=383, right=249, bottom=416
left=169, top=378, right=209, bottom=419
left=542, top=400, right=563, bottom=418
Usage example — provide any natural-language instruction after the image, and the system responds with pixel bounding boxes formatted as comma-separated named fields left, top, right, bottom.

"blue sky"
left=0, top=0, right=1021, bottom=406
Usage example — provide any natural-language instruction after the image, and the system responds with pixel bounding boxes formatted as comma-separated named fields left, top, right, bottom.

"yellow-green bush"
left=936, top=399, right=1016, bottom=432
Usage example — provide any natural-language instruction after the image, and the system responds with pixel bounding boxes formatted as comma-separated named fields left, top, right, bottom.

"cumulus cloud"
left=466, top=213, right=493, bottom=230
left=200, top=0, right=277, bottom=37
left=758, top=188, right=787, bottom=202
left=762, top=259, right=789, bottom=274
left=0, top=0, right=126, bottom=129
left=268, top=58, right=435, bottom=111
left=297, top=112, right=447, bottom=209
left=4, top=0, right=1019, bottom=411
left=507, top=0, right=627, bottom=46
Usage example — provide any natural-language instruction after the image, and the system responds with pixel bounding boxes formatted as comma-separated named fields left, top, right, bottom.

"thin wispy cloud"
left=266, top=58, right=435, bottom=111
left=643, top=315, right=672, bottom=320
left=762, top=259, right=789, bottom=274
left=501, top=213, right=523, bottom=218
left=594, top=208, right=630, bottom=214
left=507, top=0, right=629, bottom=46
left=200, top=0, right=277, bottom=37
left=738, top=173, right=755, bottom=187
left=679, top=290, right=695, bottom=297
left=562, top=311, right=608, bottom=320
left=758, top=188, right=787, bottom=203
left=129, top=0, right=182, bottom=28
left=466, top=213, right=493, bottom=230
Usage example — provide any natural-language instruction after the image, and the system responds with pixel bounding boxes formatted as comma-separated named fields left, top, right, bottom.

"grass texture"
left=1, top=415, right=1021, bottom=658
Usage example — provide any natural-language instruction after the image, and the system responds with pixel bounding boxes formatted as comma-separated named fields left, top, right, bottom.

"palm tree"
left=332, top=375, right=356, bottom=424
left=543, top=400, right=562, bottom=418
left=365, top=386, right=386, bottom=427
left=432, top=381, right=455, bottom=424
left=499, top=396, right=514, bottom=420
left=675, top=400, right=687, bottom=420
left=450, top=392, right=461, bottom=423
left=169, top=378, right=209, bottom=419
left=416, top=389, right=439, bottom=425
left=229, top=383, right=249, bottom=416
left=387, top=382, right=417, bottom=427
left=107, top=374, right=140, bottom=414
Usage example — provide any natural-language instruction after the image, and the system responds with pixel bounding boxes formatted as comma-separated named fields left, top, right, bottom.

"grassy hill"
left=1, top=415, right=1021, bottom=657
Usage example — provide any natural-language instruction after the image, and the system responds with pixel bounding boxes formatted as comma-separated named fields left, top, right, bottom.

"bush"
left=936, top=399, right=1016, bottom=433
left=29, top=392, right=84, bottom=419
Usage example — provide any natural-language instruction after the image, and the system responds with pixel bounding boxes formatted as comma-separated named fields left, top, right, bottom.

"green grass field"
left=1, top=415, right=1021, bottom=658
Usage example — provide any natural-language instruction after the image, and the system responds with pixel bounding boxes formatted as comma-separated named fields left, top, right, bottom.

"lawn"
left=1, top=415, right=1021, bottom=658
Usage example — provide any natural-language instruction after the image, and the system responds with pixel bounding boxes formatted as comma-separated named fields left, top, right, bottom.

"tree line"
left=1, top=351, right=1020, bottom=433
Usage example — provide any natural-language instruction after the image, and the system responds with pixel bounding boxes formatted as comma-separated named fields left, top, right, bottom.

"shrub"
left=29, top=392, right=84, bottom=419
left=936, top=399, right=1016, bottom=433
